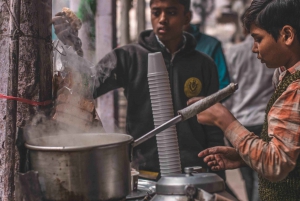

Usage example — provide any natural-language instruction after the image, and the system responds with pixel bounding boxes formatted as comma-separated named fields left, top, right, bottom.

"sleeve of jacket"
left=205, top=61, right=219, bottom=96
left=93, top=48, right=130, bottom=98
left=212, top=42, right=231, bottom=90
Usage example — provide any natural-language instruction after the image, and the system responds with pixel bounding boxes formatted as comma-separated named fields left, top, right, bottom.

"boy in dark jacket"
left=53, top=0, right=225, bottom=182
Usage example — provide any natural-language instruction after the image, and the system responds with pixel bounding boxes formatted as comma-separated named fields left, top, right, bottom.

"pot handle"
left=132, top=115, right=182, bottom=148
left=132, top=83, right=238, bottom=148
left=178, top=83, right=238, bottom=121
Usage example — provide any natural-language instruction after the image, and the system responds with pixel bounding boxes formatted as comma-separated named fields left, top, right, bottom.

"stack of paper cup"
left=147, top=52, right=182, bottom=176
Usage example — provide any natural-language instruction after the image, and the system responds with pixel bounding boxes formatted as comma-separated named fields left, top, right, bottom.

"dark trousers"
left=240, top=125, right=263, bottom=201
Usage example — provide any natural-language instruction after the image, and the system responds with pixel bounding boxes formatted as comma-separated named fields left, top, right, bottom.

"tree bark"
left=3, top=0, right=20, bottom=200
left=0, top=0, right=52, bottom=200
left=0, top=0, right=12, bottom=199
left=17, top=0, right=52, bottom=130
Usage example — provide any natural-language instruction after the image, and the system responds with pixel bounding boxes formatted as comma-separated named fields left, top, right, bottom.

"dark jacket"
left=189, top=24, right=230, bottom=90
left=94, top=30, right=223, bottom=174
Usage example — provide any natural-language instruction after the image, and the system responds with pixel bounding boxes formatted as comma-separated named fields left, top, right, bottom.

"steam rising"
left=25, top=41, right=105, bottom=146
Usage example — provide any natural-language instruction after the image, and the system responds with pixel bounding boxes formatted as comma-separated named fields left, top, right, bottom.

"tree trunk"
left=3, top=0, right=20, bottom=200
left=0, top=0, right=12, bottom=199
left=17, top=0, right=52, bottom=128
left=0, top=0, right=52, bottom=200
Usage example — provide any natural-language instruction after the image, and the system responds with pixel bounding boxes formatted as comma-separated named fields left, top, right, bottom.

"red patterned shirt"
left=225, top=62, right=300, bottom=182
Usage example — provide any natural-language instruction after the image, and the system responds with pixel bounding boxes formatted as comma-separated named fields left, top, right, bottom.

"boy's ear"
left=184, top=11, right=192, bottom=25
left=280, top=25, right=296, bottom=45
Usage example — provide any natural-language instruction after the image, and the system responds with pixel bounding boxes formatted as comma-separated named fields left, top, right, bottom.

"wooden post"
left=95, top=0, right=117, bottom=133
left=120, top=0, right=131, bottom=45
left=136, top=0, right=145, bottom=36
left=69, top=0, right=81, bottom=12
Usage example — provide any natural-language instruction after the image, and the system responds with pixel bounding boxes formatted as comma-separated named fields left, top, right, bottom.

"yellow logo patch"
left=184, top=77, right=202, bottom=98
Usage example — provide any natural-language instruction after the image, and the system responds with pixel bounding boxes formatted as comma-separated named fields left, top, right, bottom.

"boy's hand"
left=187, top=97, right=236, bottom=131
left=198, top=146, right=246, bottom=171
left=52, top=8, right=83, bottom=56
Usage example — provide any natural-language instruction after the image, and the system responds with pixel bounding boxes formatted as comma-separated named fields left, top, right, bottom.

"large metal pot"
left=25, top=133, right=134, bottom=201
left=25, top=84, right=238, bottom=201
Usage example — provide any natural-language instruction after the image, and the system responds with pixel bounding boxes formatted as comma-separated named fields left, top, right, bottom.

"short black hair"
left=243, top=0, right=300, bottom=42
left=150, top=0, right=191, bottom=13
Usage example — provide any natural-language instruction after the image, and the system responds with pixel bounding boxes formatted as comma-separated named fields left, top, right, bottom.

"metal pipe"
left=133, top=83, right=238, bottom=147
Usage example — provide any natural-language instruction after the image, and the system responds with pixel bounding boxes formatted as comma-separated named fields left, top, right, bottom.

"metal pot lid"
left=156, top=167, right=225, bottom=195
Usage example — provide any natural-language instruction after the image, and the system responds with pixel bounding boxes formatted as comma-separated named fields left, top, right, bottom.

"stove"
left=126, top=167, right=238, bottom=201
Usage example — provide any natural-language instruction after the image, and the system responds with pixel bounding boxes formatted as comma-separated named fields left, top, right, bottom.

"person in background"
left=185, top=23, right=231, bottom=90
left=192, top=0, right=300, bottom=200
left=223, top=25, right=274, bottom=201
left=189, top=0, right=214, bottom=32
left=52, top=0, right=227, bottom=184
left=186, top=0, right=231, bottom=90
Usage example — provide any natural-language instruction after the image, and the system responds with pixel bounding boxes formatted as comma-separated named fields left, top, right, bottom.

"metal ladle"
left=132, top=83, right=238, bottom=147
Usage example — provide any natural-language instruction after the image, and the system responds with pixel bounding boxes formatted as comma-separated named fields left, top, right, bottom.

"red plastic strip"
left=0, top=94, right=52, bottom=106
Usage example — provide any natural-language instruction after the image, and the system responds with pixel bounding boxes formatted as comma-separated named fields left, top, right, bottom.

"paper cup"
left=150, top=99, right=173, bottom=105
left=158, top=146, right=180, bottom=152
left=150, top=94, right=172, bottom=99
left=148, top=84, right=171, bottom=90
left=147, top=72, right=168, bottom=77
left=148, top=52, right=168, bottom=74
left=148, top=75, right=170, bottom=81
left=149, top=88, right=171, bottom=94
left=148, top=78, right=171, bottom=84
left=148, top=80, right=170, bottom=85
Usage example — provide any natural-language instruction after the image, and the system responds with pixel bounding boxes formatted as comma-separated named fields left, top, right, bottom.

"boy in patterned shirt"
left=189, top=0, right=300, bottom=200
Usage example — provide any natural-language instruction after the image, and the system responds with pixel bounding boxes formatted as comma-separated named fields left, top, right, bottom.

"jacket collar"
left=138, top=30, right=196, bottom=56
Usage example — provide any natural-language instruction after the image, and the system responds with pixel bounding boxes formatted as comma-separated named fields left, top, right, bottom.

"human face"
left=150, top=0, right=191, bottom=44
left=250, top=24, right=289, bottom=68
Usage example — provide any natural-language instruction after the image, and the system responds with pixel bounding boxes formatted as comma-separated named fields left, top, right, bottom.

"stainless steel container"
left=24, top=85, right=238, bottom=200
left=25, top=133, right=133, bottom=201
left=151, top=167, right=236, bottom=201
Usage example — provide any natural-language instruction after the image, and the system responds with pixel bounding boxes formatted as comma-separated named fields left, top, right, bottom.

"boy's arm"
left=195, top=82, right=300, bottom=182
left=93, top=49, right=128, bottom=98
left=225, top=83, right=300, bottom=182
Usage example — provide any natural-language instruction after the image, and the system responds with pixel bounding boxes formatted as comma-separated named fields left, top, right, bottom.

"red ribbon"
left=0, top=94, right=52, bottom=106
